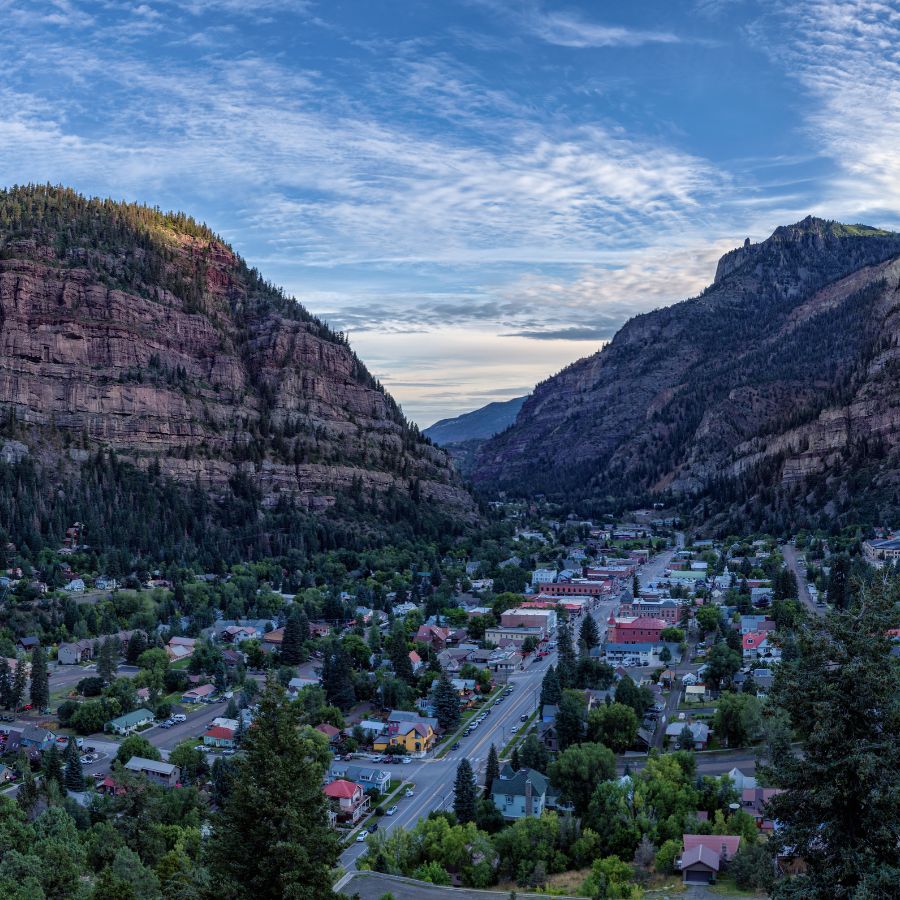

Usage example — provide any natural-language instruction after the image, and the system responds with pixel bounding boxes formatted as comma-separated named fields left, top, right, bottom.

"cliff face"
left=472, top=218, right=900, bottom=528
left=0, top=186, right=474, bottom=518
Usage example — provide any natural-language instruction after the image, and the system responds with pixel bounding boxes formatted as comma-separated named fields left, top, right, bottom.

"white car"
left=401, top=756, right=411, bottom=764
left=172, top=714, right=186, bottom=723
left=356, top=832, right=367, bottom=842
left=385, top=805, right=398, bottom=816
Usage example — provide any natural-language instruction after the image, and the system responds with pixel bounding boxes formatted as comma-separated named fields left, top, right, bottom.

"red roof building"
left=606, top=614, right=667, bottom=644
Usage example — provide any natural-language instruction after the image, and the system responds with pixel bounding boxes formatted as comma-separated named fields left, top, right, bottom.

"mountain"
left=0, top=185, right=475, bottom=557
left=472, top=218, right=900, bottom=531
left=424, top=396, right=527, bottom=445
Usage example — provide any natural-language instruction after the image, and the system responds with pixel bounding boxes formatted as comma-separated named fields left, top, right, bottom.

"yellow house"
left=373, top=721, right=436, bottom=756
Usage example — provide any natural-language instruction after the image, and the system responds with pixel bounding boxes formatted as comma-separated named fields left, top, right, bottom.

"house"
left=64, top=578, right=86, bottom=593
left=742, top=632, right=769, bottom=660
left=484, top=624, right=544, bottom=646
left=538, top=719, right=559, bottom=752
left=95, top=577, right=118, bottom=591
left=680, top=835, right=742, bottom=884
left=531, top=568, right=557, bottom=586
left=684, top=684, right=708, bottom=704
left=203, top=726, right=236, bottom=749
left=287, top=674, right=320, bottom=696
left=182, top=683, right=216, bottom=703
left=124, top=756, right=180, bottom=787
left=414, top=624, right=451, bottom=652
left=315, top=723, right=341, bottom=744
left=57, top=639, right=96, bottom=665
left=166, top=636, right=196, bottom=661
left=323, top=779, right=370, bottom=823
left=742, top=787, right=783, bottom=832
left=374, top=711, right=437, bottom=756
left=16, top=636, right=38, bottom=653
left=408, top=650, right=423, bottom=673
left=262, top=628, right=284, bottom=651
left=665, top=721, right=710, bottom=750
left=18, top=725, right=54, bottom=750
left=221, top=648, right=245, bottom=669
left=327, top=762, right=390, bottom=794
left=108, top=708, right=155, bottom=735
left=491, top=765, right=548, bottom=819
left=606, top=613, right=667, bottom=645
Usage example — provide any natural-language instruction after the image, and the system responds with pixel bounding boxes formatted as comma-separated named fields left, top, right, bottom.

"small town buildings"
left=108, top=708, right=155, bottom=735
left=742, top=787, right=783, bottom=832
left=327, top=762, right=390, bottom=794
left=484, top=624, right=544, bottom=646
left=499, top=607, right=557, bottom=636
left=64, top=578, right=86, bottom=592
left=166, top=636, right=196, bottom=661
left=182, top=683, right=216, bottom=703
left=315, top=723, right=341, bottom=744
left=606, top=614, right=667, bottom=644
left=618, top=598, right=681, bottom=623
left=124, top=756, right=180, bottom=787
left=203, top=726, right=236, bottom=748
left=323, top=779, right=369, bottom=823
left=665, top=721, right=710, bottom=750
left=680, top=835, right=742, bottom=884
left=16, top=636, right=39, bottom=653
left=374, top=711, right=437, bottom=756
left=742, top=632, right=770, bottom=659
left=531, top=568, right=557, bottom=585
left=491, top=765, right=548, bottom=819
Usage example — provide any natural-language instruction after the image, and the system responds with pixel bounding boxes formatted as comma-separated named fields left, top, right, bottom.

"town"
left=0, top=505, right=887, bottom=898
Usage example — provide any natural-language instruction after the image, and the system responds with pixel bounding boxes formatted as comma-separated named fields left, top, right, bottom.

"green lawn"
left=706, top=874, right=767, bottom=897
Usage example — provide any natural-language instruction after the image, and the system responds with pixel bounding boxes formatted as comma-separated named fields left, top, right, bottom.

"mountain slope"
left=0, top=185, right=474, bottom=530
left=472, top=218, right=900, bottom=530
left=424, top=396, right=527, bottom=445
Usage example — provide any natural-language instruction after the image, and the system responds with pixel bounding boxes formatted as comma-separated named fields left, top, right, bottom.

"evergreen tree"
left=96, top=637, right=118, bottom=683
left=556, top=622, right=577, bottom=688
left=280, top=611, right=304, bottom=665
left=579, top=614, right=600, bottom=651
left=555, top=690, right=586, bottom=750
left=205, top=682, right=341, bottom=899
left=485, top=744, right=500, bottom=794
left=10, top=656, right=27, bottom=711
left=764, top=580, right=900, bottom=897
left=826, top=554, right=850, bottom=610
left=433, top=670, right=461, bottom=732
left=29, top=646, right=49, bottom=711
left=64, top=736, right=85, bottom=792
left=453, top=759, right=477, bottom=824
left=42, top=741, right=64, bottom=792
left=0, top=656, right=10, bottom=708
left=510, top=745, right=521, bottom=771
left=125, top=631, right=147, bottom=665
left=540, top=665, right=561, bottom=712
left=320, top=640, right=355, bottom=711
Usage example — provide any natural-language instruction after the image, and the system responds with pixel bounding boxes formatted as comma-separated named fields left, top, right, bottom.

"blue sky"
left=2, top=1, right=899, bottom=426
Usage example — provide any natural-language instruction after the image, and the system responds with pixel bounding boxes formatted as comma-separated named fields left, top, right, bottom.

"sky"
left=2, top=1, right=900, bottom=427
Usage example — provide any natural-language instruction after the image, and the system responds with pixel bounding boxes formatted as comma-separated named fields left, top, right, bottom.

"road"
left=340, top=539, right=677, bottom=872
left=781, top=544, right=824, bottom=618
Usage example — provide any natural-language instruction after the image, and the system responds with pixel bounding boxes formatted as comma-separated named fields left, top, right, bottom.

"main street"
left=339, top=539, right=676, bottom=872
left=781, top=543, right=824, bottom=618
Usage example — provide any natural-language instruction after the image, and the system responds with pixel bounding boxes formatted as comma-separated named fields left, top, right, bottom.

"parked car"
left=223, top=749, right=236, bottom=756
left=356, top=832, right=367, bottom=842
left=520, top=714, right=528, bottom=721
left=404, top=788, right=414, bottom=798
left=368, top=822, right=379, bottom=833
left=385, top=805, right=398, bottom=816
left=172, top=714, right=186, bottom=723
left=401, top=756, right=411, bottom=764
left=451, top=742, right=460, bottom=750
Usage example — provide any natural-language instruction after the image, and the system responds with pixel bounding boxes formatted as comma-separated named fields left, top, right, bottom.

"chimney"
left=525, top=777, right=533, bottom=816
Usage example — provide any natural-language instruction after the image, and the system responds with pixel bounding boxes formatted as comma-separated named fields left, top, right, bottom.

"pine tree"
left=280, top=611, right=303, bottom=665
left=42, top=741, right=64, bottom=792
left=17, top=757, right=38, bottom=816
left=64, top=736, right=85, bottom=792
left=485, top=744, right=500, bottom=794
left=125, top=631, right=147, bottom=665
left=0, top=656, right=10, bottom=708
left=387, top=626, right=415, bottom=685
left=540, top=665, right=561, bottom=712
left=763, top=580, right=900, bottom=897
left=510, top=745, right=521, bottom=771
left=205, top=682, right=341, bottom=899
left=96, top=636, right=118, bottom=682
left=29, top=647, right=49, bottom=711
left=320, top=640, right=355, bottom=711
left=10, top=657, right=26, bottom=711
left=519, top=732, right=549, bottom=773
left=433, top=670, right=461, bottom=732
left=579, top=614, right=600, bottom=651
left=453, top=759, right=477, bottom=824
left=556, top=623, right=577, bottom=688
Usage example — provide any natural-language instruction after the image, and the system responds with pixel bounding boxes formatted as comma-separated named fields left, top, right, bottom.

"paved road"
left=781, top=544, right=824, bottom=618
left=49, top=663, right=139, bottom=693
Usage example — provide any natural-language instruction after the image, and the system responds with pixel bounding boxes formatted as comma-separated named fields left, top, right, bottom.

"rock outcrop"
left=473, top=218, right=900, bottom=529
left=0, top=186, right=474, bottom=519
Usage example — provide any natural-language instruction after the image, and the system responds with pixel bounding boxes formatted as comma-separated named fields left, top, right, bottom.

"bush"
left=77, top=676, right=105, bottom=697
left=730, top=843, right=775, bottom=891
left=655, top=838, right=681, bottom=875
left=56, top=700, right=79, bottom=726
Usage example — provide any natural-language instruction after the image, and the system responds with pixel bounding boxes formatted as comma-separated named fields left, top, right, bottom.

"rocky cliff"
left=472, top=218, right=900, bottom=530
left=0, top=185, right=474, bottom=521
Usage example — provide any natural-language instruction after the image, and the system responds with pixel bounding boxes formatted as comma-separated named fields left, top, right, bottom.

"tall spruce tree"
left=579, top=614, right=600, bottom=651
left=96, top=636, right=118, bottom=683
left=64, top=736, right=85, bottom=792
left=205, top=682, right=341, bottom=899
left=453, top=759, right=477, bottom=824
left=0, top=656, right=10, bottom=708
left=540, top=665, right=562, bottom=712
left=763, top=580, right=900, bottom=897
left=485, top=744, right=500, bottom=794
left=41, top=741, right=64, bottom=792
left=556, top=623, right=577, bottom=689
left=10, top=656, right=26, bottom=711
left=280, top=610, right=304, bottom=665
left=320, top=640, right=355, bottom=711
left=29, top=646, right=49, bottom=711
left=433, top=670, right=461, bottom=732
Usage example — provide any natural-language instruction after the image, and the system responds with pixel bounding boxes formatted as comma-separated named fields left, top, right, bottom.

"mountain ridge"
left=0, top=184, right=476, bottom=530
left=472, top=217, right=900, bottom=531
left=423, top=395, right=528, bottom=445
